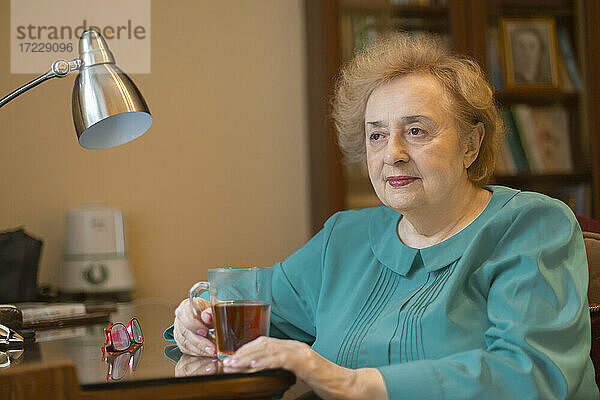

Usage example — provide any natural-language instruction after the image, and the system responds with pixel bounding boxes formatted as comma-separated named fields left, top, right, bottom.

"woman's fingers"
left=221, top=337, right=269, bottom=371
left=200, top=307, right=214, bottom=326
left=173, top=318, right=217, bottom=356
left=173, top=298, right=217, bottom=357
left=175, top=299, right=212, bottom=336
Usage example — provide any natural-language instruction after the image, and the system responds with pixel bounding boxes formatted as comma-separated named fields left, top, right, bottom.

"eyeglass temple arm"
left=0, top=58, right=81, bottom=108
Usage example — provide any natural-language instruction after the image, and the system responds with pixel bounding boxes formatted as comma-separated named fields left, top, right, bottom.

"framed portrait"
left=501, top=18, right=560, bottom=89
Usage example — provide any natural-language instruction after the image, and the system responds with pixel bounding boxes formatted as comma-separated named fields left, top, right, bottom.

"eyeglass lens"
left=112, top=352, right=130, bottom=380
left=108, top=346, right=142, bottom=381
left=131, top=319, right=143, bottom=343
left=110, top=324, right=131, bottom=352
left=131, top=346, right=143, bottom=369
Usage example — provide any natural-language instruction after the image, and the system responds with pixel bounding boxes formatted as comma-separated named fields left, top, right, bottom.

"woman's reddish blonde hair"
left=332, top=32, right=503, bottom=186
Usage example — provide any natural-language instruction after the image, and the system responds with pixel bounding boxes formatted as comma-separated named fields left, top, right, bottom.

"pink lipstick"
left=386, top=176, right=417, bottom=187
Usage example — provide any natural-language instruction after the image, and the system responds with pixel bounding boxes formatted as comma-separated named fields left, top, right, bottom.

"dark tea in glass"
left=189, top=266, right=272, bottom=359
left=213, top=300, right=270, bottom=357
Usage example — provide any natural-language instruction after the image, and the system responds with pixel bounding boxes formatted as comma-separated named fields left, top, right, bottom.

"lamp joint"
left=51, top=59, right=81, bottom=78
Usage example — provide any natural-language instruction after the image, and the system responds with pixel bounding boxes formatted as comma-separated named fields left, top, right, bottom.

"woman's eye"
left=369, top=133, right=384, bottom=141
left=408, top=127, right=424, bottom=136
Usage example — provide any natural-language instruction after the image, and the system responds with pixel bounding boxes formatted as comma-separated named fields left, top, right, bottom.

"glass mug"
left=189, top=266, right=272, bottom=359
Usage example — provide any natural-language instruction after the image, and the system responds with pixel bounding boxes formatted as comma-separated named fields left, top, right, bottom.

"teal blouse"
left=166, top=186, right=598, bottom=399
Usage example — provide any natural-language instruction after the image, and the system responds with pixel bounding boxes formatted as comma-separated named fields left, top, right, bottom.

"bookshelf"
left=479, top=0, right=594, bottom=216
left=304, top=0, right=600, bottom=233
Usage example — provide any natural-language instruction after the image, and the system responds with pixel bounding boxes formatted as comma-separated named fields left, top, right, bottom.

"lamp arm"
left=0, top=58, right=81, bottom=108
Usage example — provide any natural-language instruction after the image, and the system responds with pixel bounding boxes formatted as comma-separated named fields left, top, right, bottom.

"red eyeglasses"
left=102, top=318, right=143, bottom=353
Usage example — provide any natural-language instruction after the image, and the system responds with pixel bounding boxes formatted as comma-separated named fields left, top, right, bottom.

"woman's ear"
left=464, top=122, right=485, bottom=169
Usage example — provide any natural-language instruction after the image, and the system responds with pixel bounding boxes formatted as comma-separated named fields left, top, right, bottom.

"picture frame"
left=501, top=18, right=560, bottom=90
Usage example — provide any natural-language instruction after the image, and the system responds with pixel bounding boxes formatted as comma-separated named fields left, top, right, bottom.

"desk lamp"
left=0, top=29, right=152, bottom=148
left=0, top=29, right=149, bottom=301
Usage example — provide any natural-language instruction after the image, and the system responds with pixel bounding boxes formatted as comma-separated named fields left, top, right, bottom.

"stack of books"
left=495, top=105, right=573, bottom=175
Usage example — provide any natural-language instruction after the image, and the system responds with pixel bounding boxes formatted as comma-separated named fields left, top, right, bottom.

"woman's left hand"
left=222, top=336, right=387, bottom=400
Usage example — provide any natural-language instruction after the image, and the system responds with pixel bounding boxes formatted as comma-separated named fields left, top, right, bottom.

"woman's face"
left=364, top=73, right=471, bottom=213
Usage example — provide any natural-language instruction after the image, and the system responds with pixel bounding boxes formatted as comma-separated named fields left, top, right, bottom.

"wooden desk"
left=3, top=302, right=296, bottom=400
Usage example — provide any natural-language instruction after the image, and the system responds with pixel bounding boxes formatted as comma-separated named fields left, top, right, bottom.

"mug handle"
left=189, top=281, right=210, bottom=317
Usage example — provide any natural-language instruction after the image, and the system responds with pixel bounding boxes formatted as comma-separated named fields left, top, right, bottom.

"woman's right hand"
left=173, top=298, right=217, bottom=357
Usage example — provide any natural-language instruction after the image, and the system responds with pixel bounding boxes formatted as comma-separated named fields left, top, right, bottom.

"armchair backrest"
left=584, top=231, right=600, bottom=303
left=580, top=218, right=600, bottom=388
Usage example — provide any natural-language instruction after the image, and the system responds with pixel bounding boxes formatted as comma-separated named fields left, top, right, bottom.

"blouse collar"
left=368, top=185, right=519, bottom=276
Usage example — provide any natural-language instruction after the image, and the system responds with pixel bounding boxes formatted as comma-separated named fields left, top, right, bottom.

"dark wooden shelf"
left=390, top=19, right=449, bottom=33
left=492, top=171, right=592, bottom=187
left=487, top=0, right=574, bottom=17
left=495, top=90, right=579, bottom=105
left=340, top=1, right=448, bottom=16
left=391, top=4, right=448, bottom=17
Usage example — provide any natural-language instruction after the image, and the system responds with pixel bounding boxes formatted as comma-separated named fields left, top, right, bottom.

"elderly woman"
left=166, top=33, right=598, bottom=399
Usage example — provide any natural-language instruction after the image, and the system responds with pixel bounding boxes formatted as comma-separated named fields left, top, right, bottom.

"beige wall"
left=0, top=0, right=311, bottom=305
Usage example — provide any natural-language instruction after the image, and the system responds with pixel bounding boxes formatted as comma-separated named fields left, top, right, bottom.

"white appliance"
left=59, top=204, right=134, bottom=299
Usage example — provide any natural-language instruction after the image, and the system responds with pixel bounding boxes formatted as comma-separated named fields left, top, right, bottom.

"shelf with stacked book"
left=483, top=0, right=592, bottom=216
left=494, top=103, right=585, bottom=172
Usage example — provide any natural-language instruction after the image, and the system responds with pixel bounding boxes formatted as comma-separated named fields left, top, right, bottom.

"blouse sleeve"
left=269, top=214, right=339, bottom=343
left=376, top=199, right=596, bottom=399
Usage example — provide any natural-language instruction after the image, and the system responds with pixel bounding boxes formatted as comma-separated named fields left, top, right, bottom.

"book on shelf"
left=557, top=26, right=583, bottom=92
left=557, top=47, right=575, bottom=92
left=340, top=13, right=386, bottom=62
left=511, top=105, right=540, bottom=171
left=511, top=104, right=573, bottom=174
left=501, top=108, right=530, bottom=174
left=486, top=26, right=504, bottom=90
left=352, top=14, right=378, bottom=55
left=533, top=105, right=573, bottom=173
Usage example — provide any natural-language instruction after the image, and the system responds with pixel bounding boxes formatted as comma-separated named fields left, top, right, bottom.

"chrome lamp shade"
left=72, top=30, right=151, bottom=149
left=0, top=29, right=151, bottom=149
left=72, top=64, right=152, bottom=149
